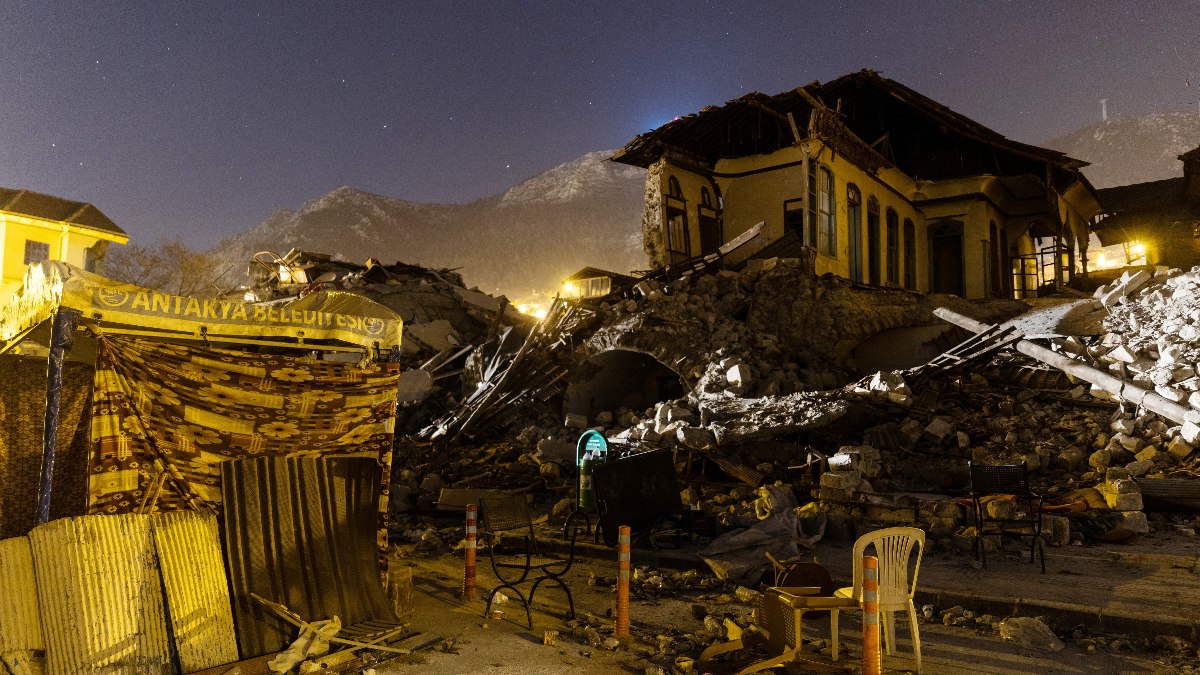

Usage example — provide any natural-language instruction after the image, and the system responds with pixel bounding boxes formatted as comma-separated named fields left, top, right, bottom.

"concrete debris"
left=998, top=616, right=1065, bottom=652
left=228, top=249, right=534, bottom=436
left=698, top=509, right=800, bottom=583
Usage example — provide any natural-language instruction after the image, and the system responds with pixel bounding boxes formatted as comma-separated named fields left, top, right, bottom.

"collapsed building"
left=611, top=68, right=1103, bottom=300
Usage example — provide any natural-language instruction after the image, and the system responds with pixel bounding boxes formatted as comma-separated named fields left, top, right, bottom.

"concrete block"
left=1114, top=433, right=1143, bottom=452
left=985, top=500, right=1014, bottom=520
left=1113, top=510, right=1150, bottom=534
left=1111, top=417, right=1137, bottom=435
left=676, top=426, right=714, bottom=450
left=1104, top=467, right=1133, bottom=482
left=1167, top=436, right=1194, bottom=460
left=1104, top=491, right=1143, bottom=511
left=818, top=487, right=851, bottom=503
left=1088, top=449, right=1112, bottom=470
left=1042, top=514, right=1070, bottom=547
left=924, top=417, right=955, bottom=443
left=820, top=471, right=861, bottom=490
left=1181, top=419, right=1200, bottom=445
left=563, top=413, right=588, bottom=430
left=1124, top=459, right=1154, bottom=477
left=1108, top=478, right=1139, bottom=494
left=1135, top=447, right=1162, bottom=463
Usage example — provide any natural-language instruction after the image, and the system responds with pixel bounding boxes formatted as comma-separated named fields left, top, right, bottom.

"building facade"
left=1092, top=145, right=1200, bottom=272
left=0, top=188, right=128, bottom=302
left=613, top=70, right=1102, bottom=300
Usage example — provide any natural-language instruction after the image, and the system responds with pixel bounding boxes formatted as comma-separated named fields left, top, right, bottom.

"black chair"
left=479, top=495, right=576, bottom=627
left=968, top=461, right=1045, bottom=573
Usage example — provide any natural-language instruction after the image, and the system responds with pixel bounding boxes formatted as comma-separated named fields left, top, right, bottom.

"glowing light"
left=562, top=281, right=578, bottom=297
left=1130, top=242, right=1146, bottom=258
left=515, top=303, right=548, bottom=320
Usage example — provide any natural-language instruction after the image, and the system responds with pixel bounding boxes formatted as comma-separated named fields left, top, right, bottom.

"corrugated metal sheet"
left=29, top=513, right=171, bottom=674
left=0, top=536, right=43, bottom=652
left=152, top=511, right=239, bottom=673
left=222, top=456, right=395, bottom=657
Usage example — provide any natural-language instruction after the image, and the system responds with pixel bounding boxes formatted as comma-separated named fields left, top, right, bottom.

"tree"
left=103, top=238, right=235, bottom=298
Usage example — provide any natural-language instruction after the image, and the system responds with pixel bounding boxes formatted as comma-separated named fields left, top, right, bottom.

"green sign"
left=576, top=430, right=608, bottom=466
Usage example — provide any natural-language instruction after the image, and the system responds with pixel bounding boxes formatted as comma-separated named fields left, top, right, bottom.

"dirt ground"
left=367, top=549, right=1195, bottom=675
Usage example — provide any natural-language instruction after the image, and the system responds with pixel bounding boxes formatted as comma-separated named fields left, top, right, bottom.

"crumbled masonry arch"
left=562, top=348, right=687, bottom=420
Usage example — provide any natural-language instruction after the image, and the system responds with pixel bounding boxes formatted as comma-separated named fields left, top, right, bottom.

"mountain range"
left=210, top=112, right=1200, bottom=299
left=210, top=150, right=647, bottom=299
left=1044, top=112, right=1200, bottom=188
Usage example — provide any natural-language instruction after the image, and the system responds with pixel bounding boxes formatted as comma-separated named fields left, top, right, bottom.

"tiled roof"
left=0, top=187, right=127, bottom=238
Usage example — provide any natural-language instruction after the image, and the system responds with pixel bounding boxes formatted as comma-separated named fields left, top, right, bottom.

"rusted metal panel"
left=221, top=456, right=395, bottom=657
left=28, top=513, right=171, bottom=674
left=152, top=511, right=239, bottom=673
left=0, top=536, right=43, bottom=652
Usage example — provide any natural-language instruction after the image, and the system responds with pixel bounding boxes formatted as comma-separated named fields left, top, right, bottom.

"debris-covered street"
left=4, top=17, right=1200, bottom=673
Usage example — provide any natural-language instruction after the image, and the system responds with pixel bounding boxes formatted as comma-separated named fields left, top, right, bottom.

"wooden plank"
left=187, top=653, right=277, bottom=675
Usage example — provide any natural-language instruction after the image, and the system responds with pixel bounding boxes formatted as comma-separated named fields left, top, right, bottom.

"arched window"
left=667, top=176, right=682, bottom=198
left=885, top=208, right=900, bottom=284
left=903, top=219, right=916, bottom=289
left=846, top=185, right=863, bottom=282
left=816, top=167, right=836, bottom=257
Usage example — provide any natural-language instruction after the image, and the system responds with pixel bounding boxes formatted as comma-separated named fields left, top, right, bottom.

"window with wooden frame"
left=23, top=240, right=49, bottom=265
left=816, top=166, right=836, bottom=257
left=886, top=208, right=900, bottom=284
left=903, top=218, right=916, bottom=289
left=664, top=175, right=689, bottom=262
left=867, top=197, right=881, bottom=286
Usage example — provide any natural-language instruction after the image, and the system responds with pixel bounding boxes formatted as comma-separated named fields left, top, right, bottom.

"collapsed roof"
left=613, top=69, right=1090, bottom=187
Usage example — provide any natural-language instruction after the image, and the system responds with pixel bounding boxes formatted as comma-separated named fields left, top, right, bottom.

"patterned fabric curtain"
left=88, top=335, right=400, bottom=521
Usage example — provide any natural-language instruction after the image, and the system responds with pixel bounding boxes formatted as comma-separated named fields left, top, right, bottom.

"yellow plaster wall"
left=713, top=146, right=807, bottom=264
left=0, top=214, right=114, bottom=303
left=659, top=166, right=713, bottom=258
left=657, top=143, right=1094, bottom=299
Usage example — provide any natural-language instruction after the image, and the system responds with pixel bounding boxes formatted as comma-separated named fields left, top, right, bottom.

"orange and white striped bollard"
left=615, top=525, right=631, bottom=638
left=862, top=554, right=881, bottom=675
left=462, top=503, right=478, bottom=601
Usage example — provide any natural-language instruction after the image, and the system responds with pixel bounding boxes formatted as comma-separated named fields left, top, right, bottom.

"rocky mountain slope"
left=211, top=150, right=646, bottom=298
left=1044, top=112, right=1200, bottom=189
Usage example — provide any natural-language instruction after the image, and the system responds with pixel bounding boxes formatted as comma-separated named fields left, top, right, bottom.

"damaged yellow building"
left=0, top=187, right=128, bottom=302
left=613, top=69, right=1102, bottom=300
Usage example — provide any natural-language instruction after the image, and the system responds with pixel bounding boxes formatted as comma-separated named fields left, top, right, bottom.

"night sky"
left=1, top=2, right=1197, bottom=249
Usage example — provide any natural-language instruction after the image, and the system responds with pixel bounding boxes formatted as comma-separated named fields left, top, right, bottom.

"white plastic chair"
left=830, top=526, right=924, bottom=673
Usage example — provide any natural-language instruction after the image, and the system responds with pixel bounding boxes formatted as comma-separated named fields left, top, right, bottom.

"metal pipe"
left=37, top=308, right=80, bottom=524
left=933, top=306, right=1195, bottom=426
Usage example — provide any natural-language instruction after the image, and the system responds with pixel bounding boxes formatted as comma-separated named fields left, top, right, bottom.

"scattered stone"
left=999, top=617, right=1064, bottom=652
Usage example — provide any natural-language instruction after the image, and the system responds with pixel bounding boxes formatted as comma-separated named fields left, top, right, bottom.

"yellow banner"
left=2, top=262, right=402, bottom=352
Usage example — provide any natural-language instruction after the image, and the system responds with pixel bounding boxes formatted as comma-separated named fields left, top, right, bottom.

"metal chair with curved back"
left=479, top=495, right=576, bottom=628
left=830, top=526, right=925, bottom=673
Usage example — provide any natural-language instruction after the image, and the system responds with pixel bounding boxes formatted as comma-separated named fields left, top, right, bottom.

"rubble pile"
left=1094, top=266, right=1200, bottom=451
left=230, top=249, right=534, bottom=432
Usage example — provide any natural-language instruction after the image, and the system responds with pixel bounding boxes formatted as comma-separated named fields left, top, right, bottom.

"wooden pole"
left=934, top=306, right=1195, bottom=426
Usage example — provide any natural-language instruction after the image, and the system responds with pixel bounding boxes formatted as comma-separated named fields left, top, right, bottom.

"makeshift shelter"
left=0, top=262, right=411, bottom=665
left=0, top=259, right=403, bottom=549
